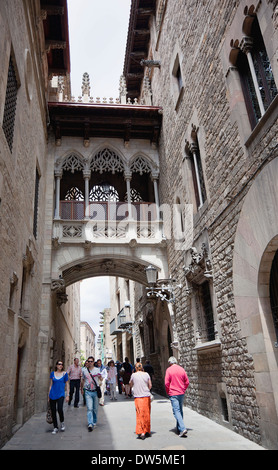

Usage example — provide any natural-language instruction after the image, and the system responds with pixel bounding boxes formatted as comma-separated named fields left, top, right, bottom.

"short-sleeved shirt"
left=82, top=367, right=100, bottom=391
left=130, top=371, right=151, bottom=398
left=49, top=371, right=68, bottom=400
left=67, top=364, right=82, bottom=380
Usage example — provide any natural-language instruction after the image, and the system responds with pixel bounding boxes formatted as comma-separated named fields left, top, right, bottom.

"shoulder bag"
left=46, top=402, right=53, bottom=424
left=87, top=368, right=102, bottom=398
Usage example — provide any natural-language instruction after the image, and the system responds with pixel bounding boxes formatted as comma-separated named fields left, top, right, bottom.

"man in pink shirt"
left=165, top=356, right=189, bottom=437
left=67, top=357, right=82, bottom=408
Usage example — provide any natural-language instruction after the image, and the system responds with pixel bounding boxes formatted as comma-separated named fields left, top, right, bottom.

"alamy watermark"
left=83, top=201, right=193, bottom=251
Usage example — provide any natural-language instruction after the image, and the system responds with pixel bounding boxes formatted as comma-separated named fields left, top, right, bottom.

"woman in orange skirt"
left=129, top=363, right=152, bottom=439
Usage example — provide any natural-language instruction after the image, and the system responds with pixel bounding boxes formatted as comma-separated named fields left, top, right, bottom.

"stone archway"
left=233, top=157, right=278, bottom=449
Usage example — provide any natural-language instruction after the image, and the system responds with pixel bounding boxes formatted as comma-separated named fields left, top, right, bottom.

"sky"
left=67, top=0, right=132, bottom=99
left=67, top=1, right=132, bottom=338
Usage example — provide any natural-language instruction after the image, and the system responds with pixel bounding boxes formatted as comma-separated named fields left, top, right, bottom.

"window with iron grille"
left=200, top=281, right=215, bottom=342
left=33, top=168, right=40, bottom=239
left=237, top=16, right=277, bottom=130
left=186, top=136, right=207, bottom=210
left=2, top=55, right=18, bottom=152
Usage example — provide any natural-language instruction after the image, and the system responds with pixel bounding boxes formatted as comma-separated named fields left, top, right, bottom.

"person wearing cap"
left=164, top=356, right=189, bottom=437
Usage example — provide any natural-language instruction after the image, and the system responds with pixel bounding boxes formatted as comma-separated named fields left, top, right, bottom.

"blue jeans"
left=169, top=394, right=186, bottom=433
left=85, top=390, right=98, bottom=426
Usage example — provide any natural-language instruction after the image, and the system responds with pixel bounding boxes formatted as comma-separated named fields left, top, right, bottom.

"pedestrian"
left=107, top=360, right=117, bottom=400
left=122, top=357, right=132, bottom=398
left=129, top=362, right=152, bottom=440
left=143, top=360, right=154, bottom=381
left=164, top=356, right=189, bottom=437
left=48, top=360, right=69, bottom=434
left=82, top=359, right=88, bottom=405
left=81, top=356, right=102, bottom=432
left=133, top=357, right=140, bottom=372
left=115, top=360, right=122, bottom=394
left=96, top=358, right=107, bottom=406
left=67, top=357, right=82, bottom=408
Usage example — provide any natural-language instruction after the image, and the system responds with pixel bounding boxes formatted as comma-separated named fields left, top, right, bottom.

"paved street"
left=2, top=392, right=265, bottom=452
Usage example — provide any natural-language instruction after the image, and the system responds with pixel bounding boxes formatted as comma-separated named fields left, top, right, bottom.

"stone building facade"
left=0, top=0, right=73, bottom=448
left=123, top=0, right=278, bottom=449
left=1, top=0, right=278, bottom=452
left=0, top=0, right=49, bottom=444
left=80, top=321, right=96, bottom=360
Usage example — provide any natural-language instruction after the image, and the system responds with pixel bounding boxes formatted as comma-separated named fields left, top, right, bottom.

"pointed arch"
left=55, top=149, right=86, bottom=174
left=90, top=147, right=125, bottom=174
left=129, top=152, right=159, bottom=176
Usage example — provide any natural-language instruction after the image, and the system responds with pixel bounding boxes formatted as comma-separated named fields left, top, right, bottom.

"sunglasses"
left=57, top=363, right=63, bottom=365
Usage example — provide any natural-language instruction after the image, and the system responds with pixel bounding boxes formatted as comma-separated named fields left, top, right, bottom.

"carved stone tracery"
left=90, top=148, right=125, bottom=174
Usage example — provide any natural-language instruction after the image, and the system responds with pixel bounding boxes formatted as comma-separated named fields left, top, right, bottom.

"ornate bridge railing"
left=53, top=201, right=163, bottom=244
left=59, top=200, right=158, bottom=221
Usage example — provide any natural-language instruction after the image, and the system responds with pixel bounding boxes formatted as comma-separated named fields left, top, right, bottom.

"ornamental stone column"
left=54, top=169, right=63, bottom=219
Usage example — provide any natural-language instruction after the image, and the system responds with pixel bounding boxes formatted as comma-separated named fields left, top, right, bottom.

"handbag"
left=46, top=402, right=53, bottom=424
left=87, top=368, right=102, bottom=399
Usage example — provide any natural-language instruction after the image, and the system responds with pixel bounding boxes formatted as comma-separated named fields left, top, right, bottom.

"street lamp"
left=145, top=265, right=182, bottom=303
left=145, top=265, right=157, bottom=285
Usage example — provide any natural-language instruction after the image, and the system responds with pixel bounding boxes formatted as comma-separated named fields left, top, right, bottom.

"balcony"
left=117, top=307, right=132, bottom=330
left=53, top=201, right=163, bottom=244
left=59, top=200, right=158, bottom=221
left=110, top=318, right=121, bottom=336
left=110, top=306, right=133, bottom=335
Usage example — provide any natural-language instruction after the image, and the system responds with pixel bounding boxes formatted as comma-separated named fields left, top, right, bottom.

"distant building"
left=80, top=321, right=96, bottom=360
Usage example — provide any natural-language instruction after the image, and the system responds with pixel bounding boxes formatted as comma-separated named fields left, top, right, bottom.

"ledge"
left=194, top=338, right=222, bottom=354
left=245, top=94, right=278, bottom=150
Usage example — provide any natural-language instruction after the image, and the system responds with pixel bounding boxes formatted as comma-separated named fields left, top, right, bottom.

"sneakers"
left=179, top=429, right=187, bottom=437
left=88, top=424, right=94, bottom=432
left=52, top=423, right=65, bottom=434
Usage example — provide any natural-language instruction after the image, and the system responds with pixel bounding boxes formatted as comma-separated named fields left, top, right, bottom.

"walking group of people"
left=47, top=355, right=189, bottom=440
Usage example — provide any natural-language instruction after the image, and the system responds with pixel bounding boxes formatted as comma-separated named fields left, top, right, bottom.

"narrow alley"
left=2, top=392, right=264, bottom=452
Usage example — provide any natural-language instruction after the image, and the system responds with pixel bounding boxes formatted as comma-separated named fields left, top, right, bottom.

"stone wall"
left=0, top=0, right=48, bottom=446
left=146, top=0, right=278, bottom=448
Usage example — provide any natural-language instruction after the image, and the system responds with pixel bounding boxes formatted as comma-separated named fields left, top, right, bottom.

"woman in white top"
left=129, top=362, right=152, bottom=440
left=107, top=360, right=118, bottom=400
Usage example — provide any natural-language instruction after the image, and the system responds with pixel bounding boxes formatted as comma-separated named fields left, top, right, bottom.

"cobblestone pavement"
left=2, top=392, right=265, bottom=452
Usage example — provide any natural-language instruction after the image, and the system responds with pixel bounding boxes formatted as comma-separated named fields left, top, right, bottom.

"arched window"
left=146, top=312, right=155, bottom=354
left=89, top=183, right=119, bottom=202
left=90, top=148, right=124, bottom=174
left=236, top=13, right=277, bottom=129
left=185, top=128, right=207, bottom=210
left=64, top=187, right=84, bottom=200
left=167, top=326, right=173, bottom=357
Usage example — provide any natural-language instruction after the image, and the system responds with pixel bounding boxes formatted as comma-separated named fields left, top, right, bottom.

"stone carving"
left=61, top=153, right=85, bottom=173
left=90, top=148, right=125, bottom=174
left=183, top=243, right=212, bottom=284
left=62, top=225, right=83, bottom=238
left=51, top=278, right=68, bottom=305
left=51, top=278, right=65, bottom=293
left=130, top=156, right=151, bottom=175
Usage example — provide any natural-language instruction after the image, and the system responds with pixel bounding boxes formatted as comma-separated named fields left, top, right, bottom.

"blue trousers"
left=85, top=390, right=98, bottom=426
left=169, top=394, right=186, bottom=433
